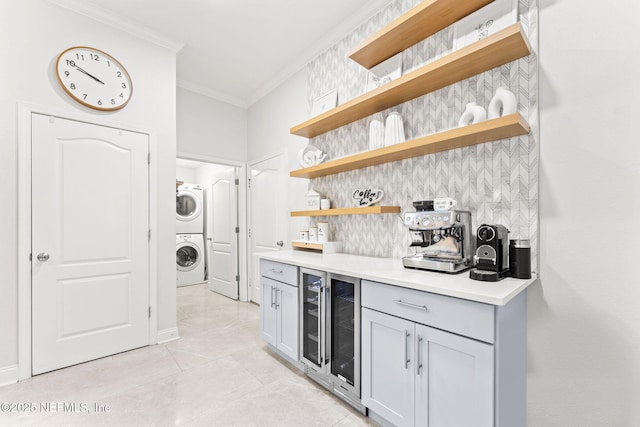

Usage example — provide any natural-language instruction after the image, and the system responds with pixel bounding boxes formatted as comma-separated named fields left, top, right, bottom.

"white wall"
left=532, top=1, right=640, bottom=425
left=247, top=69, right=311, bottom=242
left=176, top=167, right=197, bottom=184
left=177, top=87, right=247, bottom=162
left=0, top=0, right=177, bottom=380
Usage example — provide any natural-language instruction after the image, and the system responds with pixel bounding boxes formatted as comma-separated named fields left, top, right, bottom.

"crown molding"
left=246, top=0, right=393, bottom=107
left=48, top=0, right=185, bottom=53
left=177, top=80, right=248, bottom=109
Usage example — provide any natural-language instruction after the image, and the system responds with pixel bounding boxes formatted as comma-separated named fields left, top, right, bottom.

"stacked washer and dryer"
left=176, top=183, right=206, bottom=287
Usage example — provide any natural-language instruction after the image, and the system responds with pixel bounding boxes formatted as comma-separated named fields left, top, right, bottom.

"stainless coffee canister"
left=509, top=239, right=531, bottom=279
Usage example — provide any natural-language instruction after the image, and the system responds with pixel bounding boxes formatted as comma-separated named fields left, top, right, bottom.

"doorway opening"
left=175, top=154, right=247, bottom=302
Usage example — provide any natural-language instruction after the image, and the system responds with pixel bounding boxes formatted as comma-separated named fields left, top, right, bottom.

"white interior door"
left=31, top=114, right=149, bottom=375
left=249, top=153, right=286, bottom=303
left=208, top=168, right=239, bottom=299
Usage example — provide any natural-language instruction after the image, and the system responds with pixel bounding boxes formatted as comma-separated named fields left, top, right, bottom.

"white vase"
left=488, top=87, right=517, bottom=119
left=458, top=102, right=487, bottom=127
left=384, top=111, right=405, bottom=146
left=369, top=116, right=385, bottom=150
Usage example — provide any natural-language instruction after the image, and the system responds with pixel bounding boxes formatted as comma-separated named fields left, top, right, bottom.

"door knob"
left=276, top=241, right=284, bottom=247
left=37, top=252, right=50, bottom=262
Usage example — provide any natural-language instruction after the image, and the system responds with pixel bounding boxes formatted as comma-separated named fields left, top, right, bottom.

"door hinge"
left=29, top=253, right=32, bottom=261
left=248, top=228, right=252, bottom=238
left=235, top=226, right=240, bottom=233
left=148, top=306, right=151, bottom=318
left=147, top=153, right=151, bottom=164
left=234, top=178, right=239, bottom=185
left=148, top=229, right=151, bottom=240
left=247, top=178, right=251, bottom=189
left=235, top=275, right=240, bottom=282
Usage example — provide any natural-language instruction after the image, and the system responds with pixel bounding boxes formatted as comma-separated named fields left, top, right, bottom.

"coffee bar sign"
left=353, top=188, right=384, bottom=207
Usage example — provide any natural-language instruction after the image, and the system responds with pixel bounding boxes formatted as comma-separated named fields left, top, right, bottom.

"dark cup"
left=509, top=239, right=531, bottom=279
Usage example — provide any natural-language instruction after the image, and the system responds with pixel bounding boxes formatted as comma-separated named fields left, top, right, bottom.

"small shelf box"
left=291, top=240, right=343, bottom=254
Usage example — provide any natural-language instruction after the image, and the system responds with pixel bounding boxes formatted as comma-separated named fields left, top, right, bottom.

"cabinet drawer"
left=260, top=259, right=298, bottom=286
left=361, top=280, right=494, bottom=343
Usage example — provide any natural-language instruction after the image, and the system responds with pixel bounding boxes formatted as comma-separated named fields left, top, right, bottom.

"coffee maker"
left=402, top=200, right=474, bottom=273
left=469, top=224, right=510, bottom=282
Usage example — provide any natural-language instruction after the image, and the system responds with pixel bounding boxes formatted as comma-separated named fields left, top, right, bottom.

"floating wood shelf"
left=349, top=0, right=493, bottom=69
left=290, top=206, right=401, bottom=217
left=291, top=23, right=530, bottom=139
left=290, top=114, right=530, bottom=179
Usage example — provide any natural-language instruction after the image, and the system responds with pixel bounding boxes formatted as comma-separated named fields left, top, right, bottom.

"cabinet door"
left=276, top=282, right=298, bottom=361
left=259, top=277, right=277, bottom=347
left=415, top=324, right=494, bottom=427
left=362, top=308, right=415, bottom=427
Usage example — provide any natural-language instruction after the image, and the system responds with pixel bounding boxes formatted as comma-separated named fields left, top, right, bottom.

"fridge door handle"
left=320, top=286, right=325, bottom=365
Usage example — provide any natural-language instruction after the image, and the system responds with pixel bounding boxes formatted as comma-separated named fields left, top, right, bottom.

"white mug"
left=320, top=199, right=330, bottom=210
left=317, top=222, right=329, bottom=243
left=299, top=230, right=309, bottom=241
left=308, top=226, right=318, bottom=242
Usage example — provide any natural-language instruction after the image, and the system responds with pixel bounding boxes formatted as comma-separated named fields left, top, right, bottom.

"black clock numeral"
left=119, top=93, right=124, bottom=98
left=90, top=53, right=100, bottom=61
left=65, top=59, right=76, bottom=67
left=111, top=99, right=116, bottom=105
left=82, top=94, right=88, bottom=100
left=75, top=53, right=84, bottom=61
left=122, top=83, right=127, bottom=89
left=64, top=71, right=70, bottom=77
left=69, top=83, right=76, bottom=90
left=117, top=71, right=122, bottom=78
left=97, top=100, right=103, bottom=106
left=107, top=60, right=111, bottom=67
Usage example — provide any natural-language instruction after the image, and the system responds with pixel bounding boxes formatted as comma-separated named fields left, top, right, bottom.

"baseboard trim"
left=157, top=327, right=180, bottom=344
left=0, top=365, right=18, bottom=387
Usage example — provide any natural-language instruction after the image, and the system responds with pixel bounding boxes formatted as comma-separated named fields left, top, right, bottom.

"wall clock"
left=55, top=46, right=133, bottom=111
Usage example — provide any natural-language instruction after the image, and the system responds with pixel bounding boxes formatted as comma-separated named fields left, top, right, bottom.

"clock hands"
left=73, top=64, right=104, bottom=85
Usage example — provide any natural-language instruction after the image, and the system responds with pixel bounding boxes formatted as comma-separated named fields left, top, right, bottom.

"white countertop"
left=256, top=250, right=536, bottom=306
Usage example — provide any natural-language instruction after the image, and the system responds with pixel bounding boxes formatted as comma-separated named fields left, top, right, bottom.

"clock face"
left=56, top=46, right=132, bottom=111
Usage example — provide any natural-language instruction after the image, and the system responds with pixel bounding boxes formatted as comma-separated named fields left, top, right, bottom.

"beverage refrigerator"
left=299, top=268, right=364, bottom=413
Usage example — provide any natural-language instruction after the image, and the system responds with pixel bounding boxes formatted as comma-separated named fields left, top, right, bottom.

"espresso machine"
left=469, top=224, right=510, bottom=282
left=402, top=200, right=474, bottom=273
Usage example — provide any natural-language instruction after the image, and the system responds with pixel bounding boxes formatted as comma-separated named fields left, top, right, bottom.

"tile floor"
left=0, top=284, right=375, bottom=427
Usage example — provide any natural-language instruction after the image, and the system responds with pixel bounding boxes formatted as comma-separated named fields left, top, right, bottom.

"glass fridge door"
left=300, top=270, right=322, bottom=367
left=330, top=276, right=357, bottom=386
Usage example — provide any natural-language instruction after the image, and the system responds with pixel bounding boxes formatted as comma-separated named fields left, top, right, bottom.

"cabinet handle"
left=275, top=288, right=280, bottom=309
left=394, top=299, right=429, bottom=312
left=270, top=268, right=284, bottom=275
left=416, top=335, right=423, bottom=375
left=270, top=287, right=276, bottom=308
left=404, top=330, right=410, bottom=369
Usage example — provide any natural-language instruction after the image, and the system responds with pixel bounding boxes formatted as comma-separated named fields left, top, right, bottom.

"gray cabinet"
left=414, top=323, right=493, bottom=427
left=362, top=280, right=525, bottom=427
left=362, top=308, right=415, bottom=426
left=259, top=260, right=298, bottom=361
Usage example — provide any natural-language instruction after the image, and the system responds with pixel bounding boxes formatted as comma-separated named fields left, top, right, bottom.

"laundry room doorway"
left=176, top=155, right=245, bottom=301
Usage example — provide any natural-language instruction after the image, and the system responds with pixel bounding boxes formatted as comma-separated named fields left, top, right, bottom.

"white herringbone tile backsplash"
left=303, top=0, right=539, bottom=269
